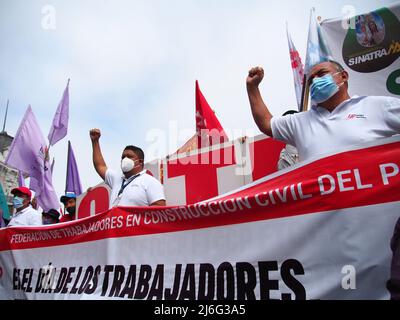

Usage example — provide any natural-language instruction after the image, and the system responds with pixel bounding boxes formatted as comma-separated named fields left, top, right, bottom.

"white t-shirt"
left=271, top=96, right=400, bottom=161
left=105, top=169, right=165, bottom=207
left=8, top=206, right=42, bottom=227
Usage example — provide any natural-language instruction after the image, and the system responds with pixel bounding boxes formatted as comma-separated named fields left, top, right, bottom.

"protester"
left=277, top=110, right=299, bottom=170
left=387, top=217, right=400, bottom=300
left=7, top=187, right=42, bottom=227
left=90, top=128, right=166, bottom=207
left=59, top=192, right=77, bottom=223
left=42, top=209, right=60, bottom=225
left=246, top=61, right=400, bottom=162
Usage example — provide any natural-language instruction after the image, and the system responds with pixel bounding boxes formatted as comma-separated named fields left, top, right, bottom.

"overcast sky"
left=0, top=0, right=397, bottom=198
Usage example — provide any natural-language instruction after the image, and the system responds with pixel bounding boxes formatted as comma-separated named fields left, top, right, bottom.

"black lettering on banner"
left=20, top=260, right=306, bottom=300
left=134, top=265, right=152, bottom=299
left=12, top=269, right=20, bottom=291
left=61, top=267, right=76, bottom=294
left=54, top=267, right=68, bottom=293
left=21, top=268, right=33, bottom=292
left=34, top=268, right=44, bottom=293
left=43, top=266, right=55, bottom=294
left=217, top=262, right=235, bottom=300
left=85, top=265, right=101, bottom=295
left=101, top=265, right=114, bottom=296
left=198, top=263, right=215, bottom=300
left=21, top=269, right=28, bottom=292
left=281, top=259, right=306, bottom=300
left=178, top=264, right=196, bottom=300
left=236, top=262, right=257, bottom=300
left=147, top=265, right=164, bottom=300
left=78, top=266, right=94, bottom=294
left=27, top=269, right=34, bottom=293
left=109, top=265, right=126, bottom=297
left=70, top=266, right=83, bottom=294
left=119, top=265, right=137, bottom=299
left=164, top=264, right=182, bottom=300
left=258, top=261, right=279, bottom=300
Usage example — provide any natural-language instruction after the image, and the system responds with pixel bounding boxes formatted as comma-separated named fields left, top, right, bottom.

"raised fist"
left=89, top=128, right=101, bottom=141
left=246, top=66, right=264, bottom=87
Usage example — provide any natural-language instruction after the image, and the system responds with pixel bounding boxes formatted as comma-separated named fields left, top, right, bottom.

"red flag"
left=195, top=81, right=228, bottom=149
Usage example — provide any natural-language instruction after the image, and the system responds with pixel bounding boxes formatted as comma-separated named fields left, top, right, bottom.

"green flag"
left=0, top=183, right=10, bottom=222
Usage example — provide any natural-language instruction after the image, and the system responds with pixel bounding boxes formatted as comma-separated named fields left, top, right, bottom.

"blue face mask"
left=310, top=73, right=342, bottom=104
left=13, top=196, right=24, bottom=209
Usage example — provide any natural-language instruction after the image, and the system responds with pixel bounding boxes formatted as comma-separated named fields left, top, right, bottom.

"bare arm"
left=90, top=129, right=108, bottom=180
left=151, top=200, right=166, bottom=206
left=246, top=67, right=273, bottom=137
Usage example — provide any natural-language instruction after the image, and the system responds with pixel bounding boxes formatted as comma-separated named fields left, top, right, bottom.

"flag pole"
left=65, top=140, right=71, bottom=194
left=300, top=75, right=309, bottom=112
left=2, top=99, right=9, bottom=133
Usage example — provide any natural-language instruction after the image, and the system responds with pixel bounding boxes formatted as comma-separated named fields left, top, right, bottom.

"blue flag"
left=304, top=8, right=333, bottom=75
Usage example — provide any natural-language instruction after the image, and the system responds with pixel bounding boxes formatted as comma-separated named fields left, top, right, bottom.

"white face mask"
left=121, top=158, right=138, bottom=173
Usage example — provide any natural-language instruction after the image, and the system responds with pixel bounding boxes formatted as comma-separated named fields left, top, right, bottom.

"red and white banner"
left=0, top=136, right=399, bottom=300
left=74, top=134, right=285, bottom=219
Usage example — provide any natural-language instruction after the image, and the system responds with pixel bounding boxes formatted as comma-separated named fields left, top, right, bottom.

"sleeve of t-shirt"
left=271, top=116, right=296, bottom=146
left=383, top=97, right=400, bottom=133
left=146, top=177, right=166, bottom=205
left=104, top=169, right=120, bottom=188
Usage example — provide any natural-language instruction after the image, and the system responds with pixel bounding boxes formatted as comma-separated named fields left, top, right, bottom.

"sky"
left=0, top=0, right=397, bottom=199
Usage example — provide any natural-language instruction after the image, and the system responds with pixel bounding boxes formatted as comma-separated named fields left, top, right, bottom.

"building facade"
left=0, top=131, right=18, bottom=207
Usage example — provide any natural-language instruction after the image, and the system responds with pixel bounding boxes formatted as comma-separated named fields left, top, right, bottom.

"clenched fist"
left=90, top=128, right=101, bottom=141
left=246, top=67, right=264, bottom=88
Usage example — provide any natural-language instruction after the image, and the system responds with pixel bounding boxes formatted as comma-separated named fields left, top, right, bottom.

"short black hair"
left=328, top=60, right=345, bottom=72
left=124, top=145, right=145, bottom=161
left=282, top=110, right=298, bottom=116
left=310, top=60, right=345, bottom=74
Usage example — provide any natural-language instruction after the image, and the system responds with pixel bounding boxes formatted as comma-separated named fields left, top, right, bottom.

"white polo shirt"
left=8, top=205, right=42, bottom=227
left=105, top=169, right=165, bottom=207
left=271, top=95, right=400, bottom=161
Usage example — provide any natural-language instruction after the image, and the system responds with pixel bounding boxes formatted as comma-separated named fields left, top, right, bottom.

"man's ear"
left=341, top=70, right=349, bottom=83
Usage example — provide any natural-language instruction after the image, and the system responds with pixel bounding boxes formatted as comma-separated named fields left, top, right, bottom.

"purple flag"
left=5, top=106, right=59, bottom=212
left=66, top=141, right=82, bottom=195
left=48, top=80, right=69, bottom=146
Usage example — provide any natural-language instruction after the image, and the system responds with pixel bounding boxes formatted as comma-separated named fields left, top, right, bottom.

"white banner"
left=321, top=2, right=400, bottom=97
left=0, top=136, right=399, bottom=300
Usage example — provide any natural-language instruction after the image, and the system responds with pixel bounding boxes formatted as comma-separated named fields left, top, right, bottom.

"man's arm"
left=151, top=200, right=166, bottom=206
left=246, top=67, right=273, bottom=137
left=90, top=129, right=108, bottom=180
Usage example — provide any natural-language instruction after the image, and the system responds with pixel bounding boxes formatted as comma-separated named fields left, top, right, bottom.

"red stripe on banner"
left=1, top=140, right=399, bottom=251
